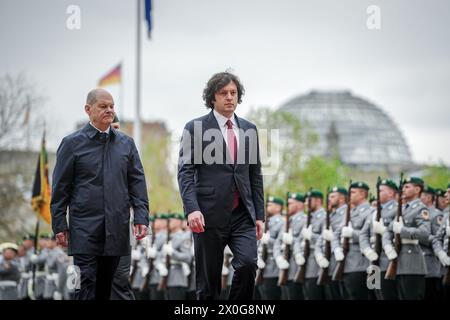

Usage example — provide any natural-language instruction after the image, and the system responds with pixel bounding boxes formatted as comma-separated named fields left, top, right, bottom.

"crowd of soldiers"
left=1, top=177, right=449, bottom=300
left=255, top=178, right=450, bottom=300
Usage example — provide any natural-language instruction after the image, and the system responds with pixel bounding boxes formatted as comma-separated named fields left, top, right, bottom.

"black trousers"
left=285, top=280, right=304, bottom=300
left=397, top=275, right=425, bottom=300
left=324, top=281, right=342, bottom=300
left=376, top=271, right=398, bottom=300
left=73, top=255, right=120, bottom=300
left=424, top=277, right=442, bottom=300
left=304, top=278, right=325, bottom=300
left=193, top=201, right=257, bottom=300
left=165, top=286, right=188, bottom=300
left=343, top=272, right=370, bottom=300
left=259, top=278, right=281, bottom=300
left=110, top=254, right=135, bottom=300
left=149, top=284, right=165, bottom=300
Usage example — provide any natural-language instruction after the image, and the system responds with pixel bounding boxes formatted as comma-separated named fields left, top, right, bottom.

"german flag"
left=98, top=63, right=121, bottom=87
left=31, top=131, right=52, bottom=224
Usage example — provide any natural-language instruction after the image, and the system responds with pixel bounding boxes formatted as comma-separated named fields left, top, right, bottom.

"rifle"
left=31, top=218, right=40, bottom=295
left=332, top=180, right=352, bottom=281
left=140, top=219, right=156, bottom=292
left=294, top=188, right=313, bottom=283
left=372, top=177, right=382, bottom=267
left=385, top=173, right=404, bottom=280
left=277, top=192, right=290, bottom=286
left=157, top=213, right=171, bottom=291
left=317, top=188, right=331, bottom=285
left=255, top=193, right=270, bottom=285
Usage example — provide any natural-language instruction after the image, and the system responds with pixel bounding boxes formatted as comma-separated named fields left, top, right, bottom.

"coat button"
left=407, top=250, right=412, bottom=254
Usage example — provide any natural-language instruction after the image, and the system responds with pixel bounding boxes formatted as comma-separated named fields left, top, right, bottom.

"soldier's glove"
left=446, top=226, right=450, bottom=238
left=181, top=262, right=191, bottom=277
left=301, top=225, right=313, bottom=241
left=383, top=244, right=398, bottom=260
left=341, top=223, right=353, bottom=238
left=131, top=249, right=141, bottom=261
left=322, top=228, right=334, bottom=242
left=334, top=248, right=345, bottom=262
left=257, top=258, right=266, bottom=269
left=363, top=247, right=379, bottom=262
left=30, top=254, right=39, bottom=264
left=295, top=253, right=305, bottom=266
left=146, top=245, right=157, bottom=259
left=438, top=250, right=450, bottom=266
left=393, top=217, right=404, bottom=235
left=261, top=232, right=271, bottom=245
left=373, top=219, right=386, bottom=235
left=141, top=266, right=149, bottom=278
left=275, top=256, right=289, bottom=270
left=314, top=253, right=329, bottom=269
left=162, top=243, right=173, bottom=257
left=282, top=232, right=293, bottom=245
left=53, top=291, right=62, bottom=300
left=222, top=265, right=230, bottom=276
left=156, top=263, right=168, bottom=277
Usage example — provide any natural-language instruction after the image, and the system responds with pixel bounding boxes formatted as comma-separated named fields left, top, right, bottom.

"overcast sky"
left=1, top=0, right=449, bottom=165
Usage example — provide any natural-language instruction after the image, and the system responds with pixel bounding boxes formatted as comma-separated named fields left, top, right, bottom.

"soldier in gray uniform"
left=432, top=194, right=450, bottom=300
left=220, top=245, right=234, bottom=300
left=333, top=181, right=374, bottom=300
left=0, top=243, right=21, bottom=300
left=257, top=196, right=284, bottom=300
left=420, top=185, right=444, bottom=299
left=43, top=235, right=68, bottom=300
left=129, top=239, right=147, bottom=299
left=294, top=190, right=326, bottom=300
left=18, top=234, right=35, bottom=300
left=360, top=179, right=398, bottom=300
left=315, top=186, right=347, bottom=300
left=161, top=212, right=193, bottom=300
left=382, top=177, right=430, bottom=300
left=184, top=222, right=196, bottom=300
left=436, top=188, right=449, bottom=212
left=30, top=234, right=51, bottom=300
left=148, top=213, right=169, bottom=300
left=274, top=192, right=306, bottom=300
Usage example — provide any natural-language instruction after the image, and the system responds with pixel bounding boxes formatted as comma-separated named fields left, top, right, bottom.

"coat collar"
left=82, top=122, right=117, bottom=140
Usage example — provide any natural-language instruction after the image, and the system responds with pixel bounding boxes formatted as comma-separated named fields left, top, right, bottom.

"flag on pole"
left=145, top=0, right=152, bottom=39
left=31, top=130, right=52, bottom=224
left=98, top=63, right=122, bottom=87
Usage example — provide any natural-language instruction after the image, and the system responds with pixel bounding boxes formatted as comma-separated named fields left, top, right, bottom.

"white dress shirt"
left=213, top=109, right=239, bottom=150
left=89, top=121, right=110, bottom=134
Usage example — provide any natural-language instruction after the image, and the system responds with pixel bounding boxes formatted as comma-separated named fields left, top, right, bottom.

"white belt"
left=401, top=239, right=419, bottom=245
left=0, top=280, right=17, bottom=288
left=21, top=272, right=32, bottom=279
left=35, top=271, right=46, bottom=277
left=45, top=273, right=59, bottom=281
left=340, top=238, right=353, bottom=244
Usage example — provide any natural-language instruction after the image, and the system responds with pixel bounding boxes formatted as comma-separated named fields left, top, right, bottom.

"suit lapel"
left=205, top=111, right=232, bottom=167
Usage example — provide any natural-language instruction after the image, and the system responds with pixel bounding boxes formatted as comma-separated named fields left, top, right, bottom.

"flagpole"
left=135, top=0, right=142, bottom=153
left=119, top=59, right=124, bottom=124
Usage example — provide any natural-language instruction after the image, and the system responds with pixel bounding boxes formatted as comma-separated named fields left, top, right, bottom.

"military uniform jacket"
left=0, top=259, right=20, bottom=300
left=316, top=204, right=346, bottom=276
left=258, top=214, right=284, bottom=279
left=382, top=198, right=430, bottom=275
left=432, top=212, right=449, bottom=276
left=273, top=211, right=306, bottom=280
left=296, top=208, right=325, bottom=279
left=166, top=230, right=192, bottom=288
left=359, top=200, right=397, bottom=272
left=420, top=207, right=443, bottom=278
left=333, top=202, right=374, bottom=274
left=149, top=231, right=168, bottom=286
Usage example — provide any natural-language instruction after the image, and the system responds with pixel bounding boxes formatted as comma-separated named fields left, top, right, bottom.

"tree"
left=421, top=163, right=450, bottom=189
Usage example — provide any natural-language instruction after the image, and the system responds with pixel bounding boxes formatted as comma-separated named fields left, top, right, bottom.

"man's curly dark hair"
left=202, top=72, right=245, bottom=109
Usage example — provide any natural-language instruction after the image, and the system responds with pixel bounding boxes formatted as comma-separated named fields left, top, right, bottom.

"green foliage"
left=422, top=163, right=450, bottom=189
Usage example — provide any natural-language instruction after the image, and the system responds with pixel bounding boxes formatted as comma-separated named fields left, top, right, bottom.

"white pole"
left=134, top=0, right=142, bottom=153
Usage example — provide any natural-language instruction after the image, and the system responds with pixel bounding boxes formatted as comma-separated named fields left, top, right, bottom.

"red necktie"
left=226, top=120, right=239, bottom=210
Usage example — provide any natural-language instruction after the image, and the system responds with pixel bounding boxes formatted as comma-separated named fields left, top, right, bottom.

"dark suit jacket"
left=177, top=110, right=265, bottom=228
left=50, top=123, right=149, bottom=256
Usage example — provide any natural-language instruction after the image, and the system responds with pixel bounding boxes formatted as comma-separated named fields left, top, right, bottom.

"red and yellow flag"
left=31, top=131, right=52, bottom=224
left=98, top=63, right=121, bottom=87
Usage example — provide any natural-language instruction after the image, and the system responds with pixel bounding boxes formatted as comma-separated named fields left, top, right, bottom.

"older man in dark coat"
left=51, top=88, right=149, bottom=300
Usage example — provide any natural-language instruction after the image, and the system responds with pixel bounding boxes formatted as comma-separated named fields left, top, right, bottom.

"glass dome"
left=278, top=90, right=412, bottom=169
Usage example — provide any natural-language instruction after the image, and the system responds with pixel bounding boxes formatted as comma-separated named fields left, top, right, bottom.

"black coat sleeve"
left=127, top=139, right=150, bottom=226
left=177, top=122, right=200, bottom=216
left=249, top=126, right=265, bottom=221
left=50, top=137, right=74, bottom=234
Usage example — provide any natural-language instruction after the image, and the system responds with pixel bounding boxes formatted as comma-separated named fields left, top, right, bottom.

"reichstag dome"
left=278, top=90, right=413, bottom=170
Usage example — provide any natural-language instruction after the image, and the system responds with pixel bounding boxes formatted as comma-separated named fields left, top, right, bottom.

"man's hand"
left=256, top=220, right=264, bottom=240
left=56, top=231, right=69, bottom=247
left=133, top=224, right=148, bottom=240
left=188, top=211, right=205, bottom=233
